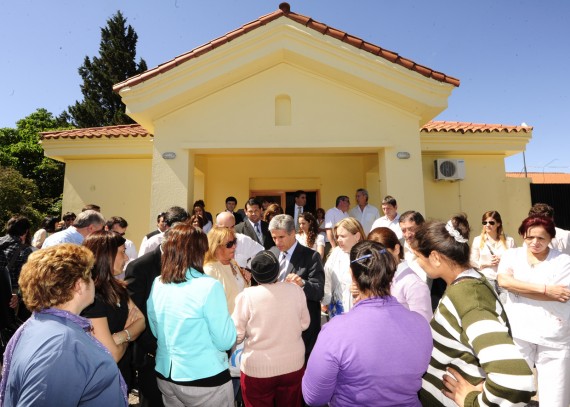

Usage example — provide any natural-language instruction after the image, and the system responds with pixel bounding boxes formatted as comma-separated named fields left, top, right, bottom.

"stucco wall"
left=422, top=154, right=531, bottom=244
left=62, top=158, right=152, bottom=250
left=145, top=62, right=428, bottom=218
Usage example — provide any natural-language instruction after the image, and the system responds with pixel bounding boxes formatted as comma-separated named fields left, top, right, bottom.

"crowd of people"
left=1, top=192, right=569, bottom=407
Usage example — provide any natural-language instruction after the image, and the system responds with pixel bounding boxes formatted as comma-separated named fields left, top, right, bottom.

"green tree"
left=68, top=10, right=147, bottom=127
left=0, top=166, right=42, bottom=228
left=0, top=108, right=69, bottom=215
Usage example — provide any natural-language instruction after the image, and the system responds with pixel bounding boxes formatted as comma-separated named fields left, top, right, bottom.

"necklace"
left=527, top=249, right=549, bottom=267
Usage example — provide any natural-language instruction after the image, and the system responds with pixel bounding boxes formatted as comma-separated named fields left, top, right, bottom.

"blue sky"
left=1, top=0, right=568, bottom=173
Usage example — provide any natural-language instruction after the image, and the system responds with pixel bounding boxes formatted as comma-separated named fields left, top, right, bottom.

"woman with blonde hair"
left=205, top=226, right=251, bottom=314
left=322, top=217, right=365, bottom=316
left=470, top=210, right=515, bottom=299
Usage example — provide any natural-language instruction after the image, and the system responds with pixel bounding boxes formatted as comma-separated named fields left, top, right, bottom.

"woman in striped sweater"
left=413, top=214, right=535, bottom=407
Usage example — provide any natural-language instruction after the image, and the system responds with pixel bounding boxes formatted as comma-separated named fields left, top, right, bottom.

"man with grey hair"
left=42, top=210, right=105, bottom=248
left=349, top=188, right=380, bottom=235
left=268, top=214, right=324, bottom=360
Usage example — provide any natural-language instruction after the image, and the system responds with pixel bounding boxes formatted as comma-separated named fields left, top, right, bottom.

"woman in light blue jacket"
left=147, top=223, right=236, bottom=407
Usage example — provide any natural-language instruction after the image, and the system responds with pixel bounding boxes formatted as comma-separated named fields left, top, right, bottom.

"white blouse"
left=471, top=235, right=515, bottom=280
left=295, top=233, right=325, bottom=251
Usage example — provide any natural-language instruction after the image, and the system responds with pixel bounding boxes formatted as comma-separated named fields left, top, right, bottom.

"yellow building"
left=41, top=3, right=532, bottom=245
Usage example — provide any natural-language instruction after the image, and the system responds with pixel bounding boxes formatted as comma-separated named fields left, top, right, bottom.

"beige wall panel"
left=422, top=154, right=530, bottom=245
left=61, top=158, right=152, bottom=250
left=203, top=154, right=367, bottom=215
left=156, top=64, right=416, bottom=149
left=504, top=177, right=532, bottom=246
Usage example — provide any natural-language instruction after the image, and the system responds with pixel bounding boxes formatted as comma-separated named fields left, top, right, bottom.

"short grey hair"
left=268, top=214, right=295, bottom=234
left=74, top=210, right=105, bottom=229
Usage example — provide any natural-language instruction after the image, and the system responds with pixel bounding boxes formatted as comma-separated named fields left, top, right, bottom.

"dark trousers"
left=240, top=367, right=304, bottom=407
left=137, top=354, right=165, bottom=407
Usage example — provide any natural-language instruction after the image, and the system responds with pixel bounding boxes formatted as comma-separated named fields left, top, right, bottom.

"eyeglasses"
left=225, top=239, right=238, bottom=249
left=482, top=221, right=496, bottom=226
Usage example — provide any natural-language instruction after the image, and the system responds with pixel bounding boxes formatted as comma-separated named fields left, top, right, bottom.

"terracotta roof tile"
left=421, top=121, right=532, bottom=134
left=307, top=20, right=328, bottom=34
left=506, top=172, right=570, bottom=184
left=42, top=120, right=530, bottom=141
left=40, top=124, right=152, bottom=140
left=113, top=3, right=460, bottom=93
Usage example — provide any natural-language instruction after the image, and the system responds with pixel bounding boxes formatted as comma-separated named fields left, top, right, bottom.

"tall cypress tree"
left=68, top=11, right=147, bottom=127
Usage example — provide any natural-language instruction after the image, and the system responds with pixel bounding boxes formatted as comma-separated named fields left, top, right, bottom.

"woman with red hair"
left=498, top=215, right=570, bottom=406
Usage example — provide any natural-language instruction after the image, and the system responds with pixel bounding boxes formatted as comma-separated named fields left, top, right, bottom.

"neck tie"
left=278, top=251, right=288, bottom=281
left=254, top=222, right=263, bottom=242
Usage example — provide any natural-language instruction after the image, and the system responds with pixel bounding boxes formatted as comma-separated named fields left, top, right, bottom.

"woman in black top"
left=82, top=230, right=145, bottom=388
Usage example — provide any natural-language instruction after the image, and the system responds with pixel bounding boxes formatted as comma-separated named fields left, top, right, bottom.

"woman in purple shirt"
left=302, top=241, right=432, bottom=406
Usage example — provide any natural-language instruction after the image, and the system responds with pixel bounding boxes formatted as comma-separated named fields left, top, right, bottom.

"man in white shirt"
left=349, top=188, right=380, bottom=235
left=324, top=196, right=350, bottom=256
left=42, top=210, right=105, bottom=248
left=528, top=203, right=570, bottom=255
left=138, top=212, right=167, bottom=257
left=399, top=210, right=445, bottom=310
left=370, top=195, right=402, bottom=239
left=138, top=206, right=189, bottom=256
left=216, top=211, right=264, bottom=269
left=106, top=217, right=137, bottom=260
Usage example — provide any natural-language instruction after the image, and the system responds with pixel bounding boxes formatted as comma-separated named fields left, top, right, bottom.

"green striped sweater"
left=420, top=269, right=535, bottom=406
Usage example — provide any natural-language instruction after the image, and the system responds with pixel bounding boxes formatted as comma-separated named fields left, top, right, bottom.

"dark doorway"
left=530, top=184, right=570, bottom=230
left=250, top=190, right=320, bottom=217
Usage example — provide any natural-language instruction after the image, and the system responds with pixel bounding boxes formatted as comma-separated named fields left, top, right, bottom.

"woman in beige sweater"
left=232, top=251, right=310, bottom=407
left=204, top=226, right=251, bottom=313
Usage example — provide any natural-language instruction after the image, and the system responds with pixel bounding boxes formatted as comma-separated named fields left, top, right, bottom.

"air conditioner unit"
left=434, top=159, right=465, bottom=181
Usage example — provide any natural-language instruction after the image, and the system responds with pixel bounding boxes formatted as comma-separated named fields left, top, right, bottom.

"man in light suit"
left=235, top=198, right=274, bottom=250
left=268, top=214, right=324, bottom=359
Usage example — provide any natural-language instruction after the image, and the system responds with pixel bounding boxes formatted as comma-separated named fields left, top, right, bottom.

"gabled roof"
left=113, top=2, right=459, bottom=93
left=40, top=124, right=151, bottom=140
left=42, top=120, right=530, bottom=140
left=422, top=121, right=532, bottom=134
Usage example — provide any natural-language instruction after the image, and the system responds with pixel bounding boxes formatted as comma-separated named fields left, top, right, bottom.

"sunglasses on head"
left=482, top=221, right=496, bottom=226
left=225, top=239, right=237, bottom=249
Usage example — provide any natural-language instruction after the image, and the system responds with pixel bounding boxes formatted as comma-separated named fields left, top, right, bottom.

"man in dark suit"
left=268, top=214, right=324, bottom=359
left=285, top=190, right=307, bottom=232
left=125, top=246, right=164, bottom=407
left=235, top=198, right=274, bottom=250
